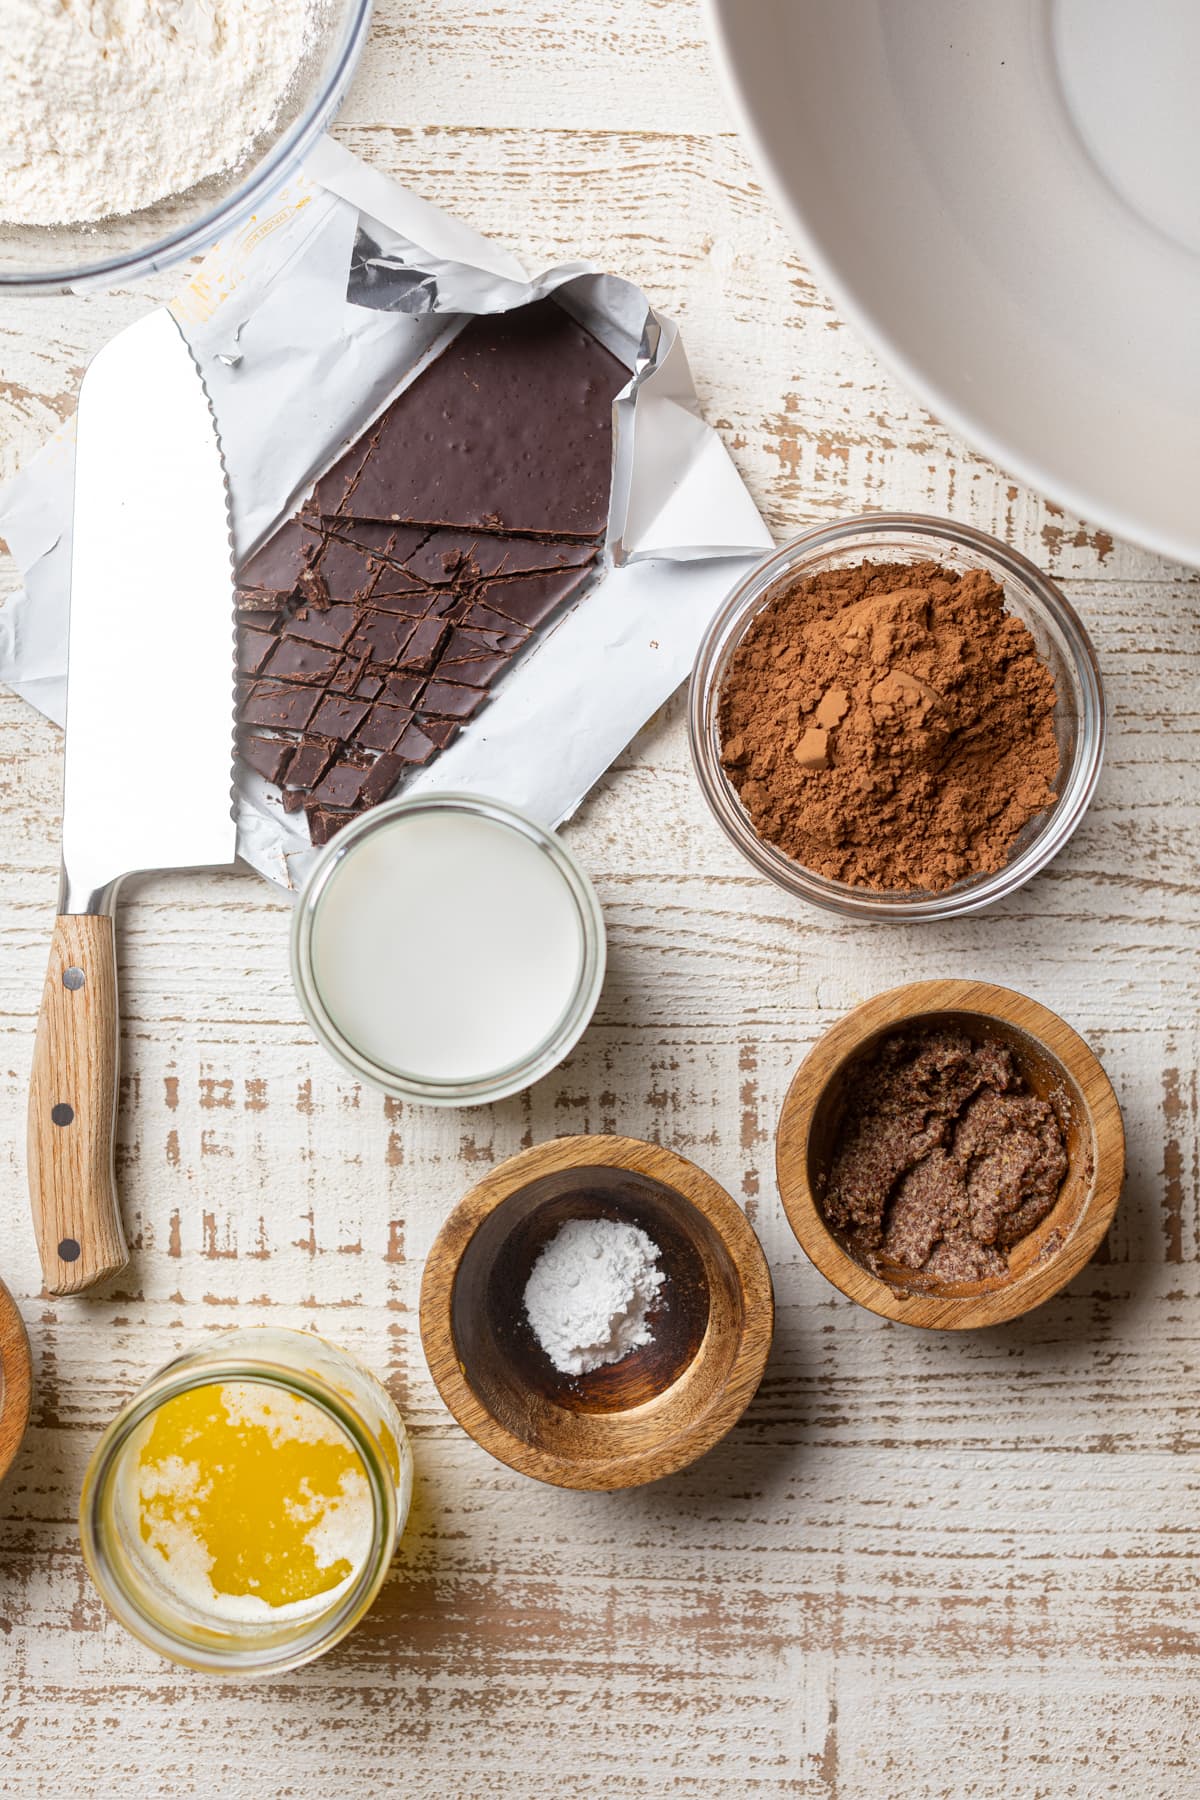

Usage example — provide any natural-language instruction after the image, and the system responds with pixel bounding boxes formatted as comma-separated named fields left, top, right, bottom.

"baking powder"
left=523, top=1217, right=666, bottom=1376
left=0, top=0, right=325, bottom=226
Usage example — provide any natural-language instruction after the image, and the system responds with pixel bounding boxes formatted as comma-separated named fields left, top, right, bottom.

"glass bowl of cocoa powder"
left=688, top=514, right=1105, bottom=920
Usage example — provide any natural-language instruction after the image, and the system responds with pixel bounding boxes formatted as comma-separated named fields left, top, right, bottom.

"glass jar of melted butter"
left=80, top=1327, right=411, bottom=1675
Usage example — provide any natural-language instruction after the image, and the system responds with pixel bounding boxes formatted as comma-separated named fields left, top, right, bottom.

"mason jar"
left=80, top=1326, right=411, bottom=1676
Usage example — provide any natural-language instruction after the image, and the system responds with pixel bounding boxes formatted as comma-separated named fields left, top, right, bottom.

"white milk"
left=310, top=808, right=587, bottom=1083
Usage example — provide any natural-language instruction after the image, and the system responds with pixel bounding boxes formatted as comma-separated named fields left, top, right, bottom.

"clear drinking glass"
left=80, top=1326, right=411, bottom=1676
left=688, top=513, right=1106, bottom=921
left=290, top=792, right=608, bottom=1107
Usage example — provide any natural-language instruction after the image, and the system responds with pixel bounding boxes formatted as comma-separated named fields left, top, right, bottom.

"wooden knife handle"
left=27, top=915, right=128, bottom=1296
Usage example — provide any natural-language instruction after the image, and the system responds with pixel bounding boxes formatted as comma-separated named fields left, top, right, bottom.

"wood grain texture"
left=776, top=980, right=1126, bottom=1330
left=0, top=1, right=1198, bottom=1794
left=419, top=1135, right=774, bottom=1488
left=26, top=914, right=128, bottom=1296
left=0, top=1279, right=32, bottom=1484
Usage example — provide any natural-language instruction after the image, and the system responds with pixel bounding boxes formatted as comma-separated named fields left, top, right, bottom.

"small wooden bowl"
left=776, top=980, right=1125, bottom=1330
left=419, top=1135, right=774, bottom=1489
left=0, top=1278, right=32, bottom=1484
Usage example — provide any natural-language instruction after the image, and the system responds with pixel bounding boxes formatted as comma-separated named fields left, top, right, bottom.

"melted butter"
left=129, top=1380, right=371, bottom=1616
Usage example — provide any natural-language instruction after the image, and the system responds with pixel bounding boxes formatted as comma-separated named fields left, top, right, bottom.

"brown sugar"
left=717, top=558, right=1060, bottom=892
left=821, top=1027, right=1069, bottom=1282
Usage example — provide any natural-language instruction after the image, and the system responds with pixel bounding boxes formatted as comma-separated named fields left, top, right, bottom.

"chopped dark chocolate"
left=357, top=753, right=408, bottom=809
left=260, top=639, right=344, bottom=686
left=236, top=298, right=617, bottom=844
left=461, top=601, right=526, bottom=634
left=241, top=680, right=323, bottom=732
left=339, top=300, right=627, bottom=537
left=381, top=673, right=425, bottom=709
left=394, top=615, right=449, bottom=672
left=310, top=694, right=372, bottom=741
left=310, top=758, right=375, bottom=810
left=238, top=733, right=294, bottom=785
left=295, top=565, right=330, bottom=611
left=406, top=529, right=596, bottom=586
left=321, top=519, right=405, bottom=556
left=441, top=626, right=527, bottom=661
left=354, top=703, right=414, bottom=753
left=391, top=527, right=471, bottom=585
left=239, top=604, right=286, bottom=633
left=325, top=653, right=371, bottom=695
left=282, top=742, right=334, bottom=792
left=307, top=432, right=380, bottom=519
left=393, top=721, right=440, bottom=764
left=420, top=680, right=490, bottom=720
left=347, top=612, right=419, bottom=665
left=364, top=578, right=432, bottom=618
left=238, top=519, right=318, bottom=599
left=441, top=654, right=509, bottom=688
left=474, top=564, right=592, bottom=629
left=308, top=806, right=354, bottom=847
left=420, top=719, right=459, bottom=750
left=237, top=625, right=277, bottom=676
left=316, top=536, right=391, bottom=606
left=284, top=603, right=361, bottom=650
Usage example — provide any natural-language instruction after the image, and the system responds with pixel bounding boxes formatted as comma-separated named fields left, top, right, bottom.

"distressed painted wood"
left=1, top=1, right=1199, bottom=1794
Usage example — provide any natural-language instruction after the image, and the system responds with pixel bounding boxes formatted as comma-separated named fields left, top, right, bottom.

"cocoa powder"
left=718, top=559, right=1060, bottom=892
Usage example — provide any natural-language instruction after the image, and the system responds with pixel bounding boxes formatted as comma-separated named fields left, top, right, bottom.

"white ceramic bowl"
left=705, top=0, right=1200, bottom=568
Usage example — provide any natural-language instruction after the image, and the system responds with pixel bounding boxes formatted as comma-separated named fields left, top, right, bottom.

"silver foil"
left=0, top=137, right=772, bottom=891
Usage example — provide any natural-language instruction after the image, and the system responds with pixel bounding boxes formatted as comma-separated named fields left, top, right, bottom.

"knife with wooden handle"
left=28, top=310, right=237, bottom=1296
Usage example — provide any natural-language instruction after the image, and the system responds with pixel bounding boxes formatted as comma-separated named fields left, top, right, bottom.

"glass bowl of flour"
left=0, top=0, right=372, bottom=294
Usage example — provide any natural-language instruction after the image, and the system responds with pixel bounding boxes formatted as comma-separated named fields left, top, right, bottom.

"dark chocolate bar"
left=235, top=296, right=620, bottom=846
left=260, top=639, right=344, bottom=686
left=354, top=703, right=414, bottom=754
left=239, top=733, right=294, bottom=785
left=340, top=300, right=627, bottom=537
left=241, top=681, right=323, bottom=732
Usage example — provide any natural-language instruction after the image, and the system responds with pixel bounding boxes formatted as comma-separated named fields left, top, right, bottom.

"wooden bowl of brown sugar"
left=776, top=981, right=1125, bottom=1329
left=419, top=1135, right=774, bottom=1489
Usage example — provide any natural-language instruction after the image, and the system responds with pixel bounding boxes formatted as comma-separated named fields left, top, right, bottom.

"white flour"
left=523, top=1217, right=666, bottom=1376
left=0, top=0, right=323, bottom=226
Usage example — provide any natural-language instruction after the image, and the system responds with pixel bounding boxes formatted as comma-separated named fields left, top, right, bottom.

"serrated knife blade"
left=28, top=309, right=237, bottom=1296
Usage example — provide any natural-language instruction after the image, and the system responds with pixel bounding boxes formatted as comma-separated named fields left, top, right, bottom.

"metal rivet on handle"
left=51, top=1103, right=74, bottom=1127
left=57, top=1239, right=81, bottom=1262
left=62, top=967, right=86, bottom=991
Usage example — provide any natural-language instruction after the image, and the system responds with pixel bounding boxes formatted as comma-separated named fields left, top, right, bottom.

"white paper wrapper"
left=0, top=137, right=772, bottom=891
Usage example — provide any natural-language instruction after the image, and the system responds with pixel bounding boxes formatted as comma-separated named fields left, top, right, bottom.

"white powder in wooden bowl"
left=0, top=0, right=326, bottom=226
left=523, top=1217, right=666, bottom=1376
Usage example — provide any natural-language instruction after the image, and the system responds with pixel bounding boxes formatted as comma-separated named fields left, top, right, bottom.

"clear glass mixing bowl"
left=688, top=514, right=1106, bottom=921
left=0, top=0, right=372, bottom=296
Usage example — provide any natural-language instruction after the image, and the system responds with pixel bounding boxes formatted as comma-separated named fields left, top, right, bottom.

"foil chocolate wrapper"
left=0, top=137, right=772, bottom=891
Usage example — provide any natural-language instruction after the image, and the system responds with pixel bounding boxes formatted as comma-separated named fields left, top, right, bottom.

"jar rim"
left=79, top=1353, right=399, bottom=1677
left=290, top=791, right=607, bottom=1105
left=687, top=512, right=1106, bottom=921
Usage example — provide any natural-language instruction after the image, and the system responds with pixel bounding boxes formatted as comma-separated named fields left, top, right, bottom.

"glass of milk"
left=290, top=793, right=607, bottom=1105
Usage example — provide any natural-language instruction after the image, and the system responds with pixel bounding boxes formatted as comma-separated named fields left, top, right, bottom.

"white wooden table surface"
left=2, top=4, right=1199, bottom=1795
